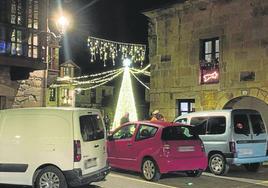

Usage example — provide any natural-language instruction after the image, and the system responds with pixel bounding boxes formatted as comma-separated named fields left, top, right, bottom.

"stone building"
left=47, top=60, right=114, bottom=112
left=144, top=0, right=268, bottom=124
left=0, top=0, right=59, bottom=109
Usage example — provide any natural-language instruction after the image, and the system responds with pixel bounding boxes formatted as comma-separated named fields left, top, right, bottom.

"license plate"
left=84, top=158, right=97, bottom=169
left=178, top=146, right=195, bottom=152
left=239, top=149, right=253, bottom=155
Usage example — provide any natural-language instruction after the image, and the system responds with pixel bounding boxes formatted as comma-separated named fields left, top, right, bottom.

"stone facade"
left=145, top=0, right=268, bottom=122
left=0, top=0, right=53, bottom=109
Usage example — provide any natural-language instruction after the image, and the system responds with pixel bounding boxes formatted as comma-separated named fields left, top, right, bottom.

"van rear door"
left=249, top=113, right=267, bottom=157
left=233, top=112, right=267, bottom=159
left=74, top=111, right=107, bottom=175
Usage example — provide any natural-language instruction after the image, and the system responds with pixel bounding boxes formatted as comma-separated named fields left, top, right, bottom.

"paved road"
left=2, top=166, right=268, bottom=188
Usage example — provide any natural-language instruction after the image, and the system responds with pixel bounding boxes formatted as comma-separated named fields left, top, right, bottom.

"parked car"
left=0, top=107, right=110, bottom=188
left=107, top=121, right=207, bottom=181
left=174, top=109, right=268, bottom=175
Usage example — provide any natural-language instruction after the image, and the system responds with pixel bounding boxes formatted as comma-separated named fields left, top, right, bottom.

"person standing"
left=104, top=115, right=111, bottom=133
left=120, top=112, right=130, bottom=125
left=150, top=110, right=159, bottom=121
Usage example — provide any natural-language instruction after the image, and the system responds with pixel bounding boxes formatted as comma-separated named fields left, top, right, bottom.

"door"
left=107, top=124, right=137, bottom=170
left=233, top=113, right=255, bottom=159
left=76, top=112, right=106, bottom=175
left=249, top=113, right=267, bottom=157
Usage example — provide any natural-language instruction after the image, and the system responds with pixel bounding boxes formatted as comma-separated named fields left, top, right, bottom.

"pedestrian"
left=150, top=110, right=159, bottom=121
left=120, top=112, right=130, bottom=125
left=104, top=115, right=111, bottom=133
left=156, top=113, right=166, bottom=121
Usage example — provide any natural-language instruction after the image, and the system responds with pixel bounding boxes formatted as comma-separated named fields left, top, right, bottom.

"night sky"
left=54, top=0, right=179, bottom=113
left=59, top=0, right=179, bottom=73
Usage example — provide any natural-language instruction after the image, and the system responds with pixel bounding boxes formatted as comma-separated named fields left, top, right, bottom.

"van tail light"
left=74, top=140, right=81, bottom=162
left=266, top=140, right=268, bottom=156
left=162, top=143, right=170, bottom=156
left=229, top=141, right=236, bottom=153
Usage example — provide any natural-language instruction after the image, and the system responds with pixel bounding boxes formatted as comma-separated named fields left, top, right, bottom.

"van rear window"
left=250, top=114, right=266, bottom=135
left=80, top=115, right=104, bottom=141
left=161, top=126, right=198, bottom=140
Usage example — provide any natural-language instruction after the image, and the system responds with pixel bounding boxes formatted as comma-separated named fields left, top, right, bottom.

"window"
left=11, top=29, right=23, bottom=56
left=234, top=114, right=250, bottom=135
left=27, top=0, right=39, bottom=29
left=162, top=126, right=198, bottom=140
left=113, top=124, right=136, bottom=140
left=190, top=116, right=226, bottom=135
left=0, top=96, right=6, bottom=110
left=63, top=67, right=71, bottom=77
left=190, top=117, right=207, bottom=135
left=207, top=117, right=226, bottom=134
left=11, top=0, right=26, bottom=26
left=91, top=89, right=96, bottom=104
left=28, top=32, right=38, bottom=58
left=177, top=99, right=195, bottom=116
left=175, top=118, right=188, bottom=124
left=200, top=37, right=220, bottom=84
left=136, top=125, right=158, bottom=141
left=200, top=38, right=219, bottom=63
left=49, top=88, right=56, bottom=102
left=250, top=114, right=265, bottom=135
left=79, top=115, right=104, bottom=141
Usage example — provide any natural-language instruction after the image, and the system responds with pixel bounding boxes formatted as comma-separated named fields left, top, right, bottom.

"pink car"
left=107, top=121, right=208, bottom=181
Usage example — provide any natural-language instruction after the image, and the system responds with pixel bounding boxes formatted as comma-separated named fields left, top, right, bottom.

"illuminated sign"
left=203, top=71, right=219, bottom=83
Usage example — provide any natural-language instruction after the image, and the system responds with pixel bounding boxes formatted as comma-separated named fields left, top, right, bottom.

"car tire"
left=186, top=170, right=203, bottom=177
left=244, top=163, right=261, bottom=172
left=35, top=166, right=67, bottom=188
left=209, top=153, right=229, bottom=175
left=141, top=158, right=161, bottom=181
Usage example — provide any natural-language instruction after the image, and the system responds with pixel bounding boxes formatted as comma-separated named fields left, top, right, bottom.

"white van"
left=0, top=107, right=110, bottom=187
left=175, top=109, right=268, bottom=175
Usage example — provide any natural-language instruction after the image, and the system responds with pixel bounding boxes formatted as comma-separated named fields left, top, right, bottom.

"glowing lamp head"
left=55, top=13, right=71, bottom=34
left=123, top=58, right=132, bottom=67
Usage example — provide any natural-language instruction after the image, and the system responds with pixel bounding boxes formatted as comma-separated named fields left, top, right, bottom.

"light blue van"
left=174, top=109, right=268, bottom=175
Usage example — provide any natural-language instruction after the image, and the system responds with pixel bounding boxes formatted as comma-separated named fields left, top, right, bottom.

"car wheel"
left=186, top=170, right=203, bottom=177
left=35, top=166, right=67, bottom=188
left=209, top=153, right=229, bottom=175
left=244, top=163, right=261, bottom=172
left=141, top=158, right=161, bottom=181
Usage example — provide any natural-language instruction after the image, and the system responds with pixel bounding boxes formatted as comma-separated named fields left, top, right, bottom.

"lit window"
left=49, top=88, right=56, bottom=101
left=177, top=99, right=195, bottom=116
left=200, top=37, right=220, bottom=84
left=28, top=0, right=39, bottom=29
left=11, top=29, right=23, bottom=56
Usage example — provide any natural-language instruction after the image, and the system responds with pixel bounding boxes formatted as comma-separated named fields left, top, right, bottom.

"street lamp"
left=43, top=13, right=71, bottom=107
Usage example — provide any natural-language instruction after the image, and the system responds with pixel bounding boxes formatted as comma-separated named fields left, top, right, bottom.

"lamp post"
left=43, top=13, right=70, bottom=107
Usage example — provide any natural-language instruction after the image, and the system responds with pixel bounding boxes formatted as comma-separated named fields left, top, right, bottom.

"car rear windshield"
left=161, top=126, right=199, bottom=141
left=80, top=115, right=104, bottom=141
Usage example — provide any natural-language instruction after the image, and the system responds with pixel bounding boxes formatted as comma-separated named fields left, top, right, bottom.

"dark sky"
left=58, top=0, right=179, bottom=73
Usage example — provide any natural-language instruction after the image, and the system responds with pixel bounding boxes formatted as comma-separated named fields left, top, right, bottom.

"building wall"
left=0, top=67, right=19, bottom=109
left=146, top=0, right=268, bottom=121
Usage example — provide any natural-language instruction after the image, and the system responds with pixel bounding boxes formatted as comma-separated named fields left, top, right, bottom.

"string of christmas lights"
left=88, top=36, right=146, bottom=66
left=130, top=70, right=150, bottom=90
left=130, top=64, right=151, bottom=76
left=75, top=69, right=124, bottom=91
left=57, top=69, right=121, bottom=81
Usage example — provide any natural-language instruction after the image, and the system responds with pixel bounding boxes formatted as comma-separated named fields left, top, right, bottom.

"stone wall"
left=13, top=70, right=45, bottom=108
left=146, top=0, right=268, bottom=121
left=0, top=67, right=19, bottom=109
